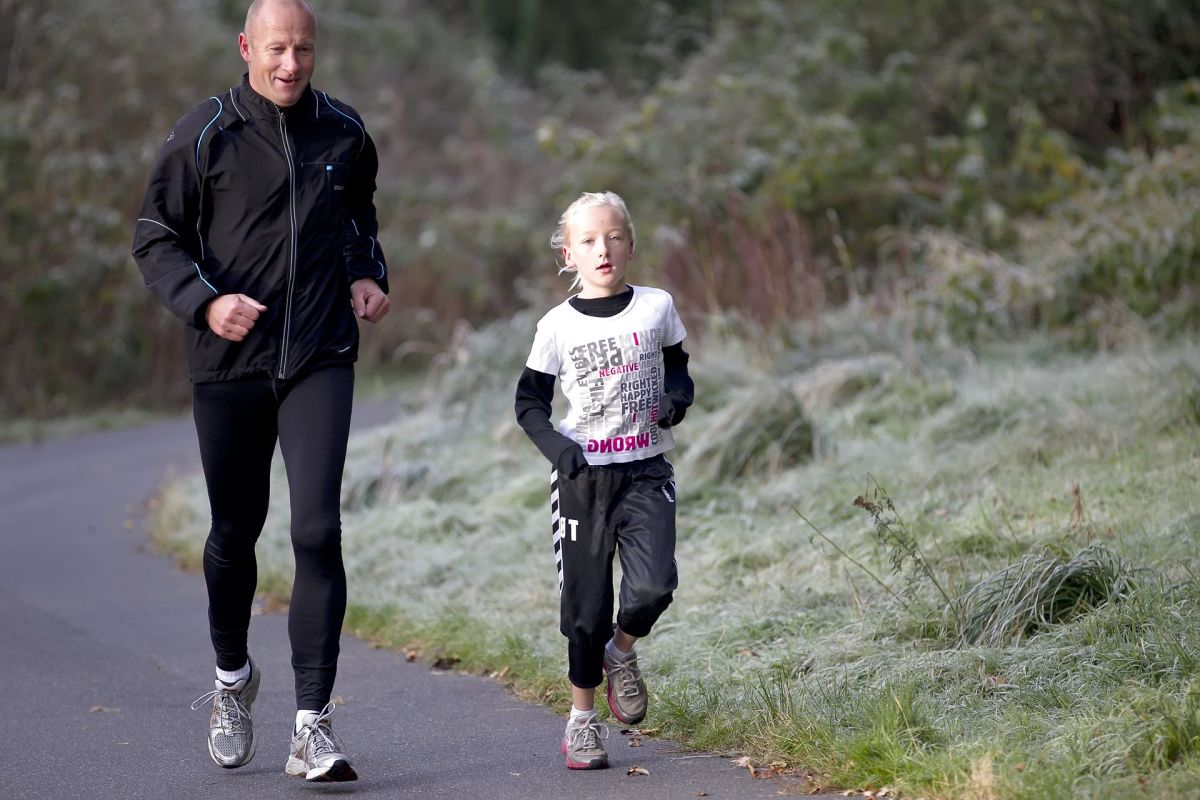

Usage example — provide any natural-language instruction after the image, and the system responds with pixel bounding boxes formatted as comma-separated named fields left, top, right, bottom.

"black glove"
left=657, top=394, right=688, bottom=428
left=557, top=444, right=589, bottom=479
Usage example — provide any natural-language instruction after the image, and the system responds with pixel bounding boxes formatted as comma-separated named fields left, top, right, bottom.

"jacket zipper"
left=276, top=108, right=299, bottom=379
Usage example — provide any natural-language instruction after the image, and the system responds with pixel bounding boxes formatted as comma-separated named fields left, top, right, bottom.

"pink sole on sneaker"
left=561, top=739, right=608, bottom=770
left=603, top=666, right=645, bottom=725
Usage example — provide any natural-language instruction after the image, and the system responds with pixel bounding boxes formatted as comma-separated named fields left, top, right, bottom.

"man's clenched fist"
left=205, top=294, right=267, bottom=342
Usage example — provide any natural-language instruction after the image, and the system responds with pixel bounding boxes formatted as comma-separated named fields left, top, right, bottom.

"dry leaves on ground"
left=731, top=755, right=791, bottom=779
left=843, top=787, right=901, bottom=798
left=622, top=727, right=658, bottom=748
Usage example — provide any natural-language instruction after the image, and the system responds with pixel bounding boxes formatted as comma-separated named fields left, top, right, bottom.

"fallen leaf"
left=695, top=792, right=709, bottom=797
left=737, top=647, right=758, bottom=657
left=622, top=726, right=660, bottom=736
left=629, top=737, right=642, bottom=747
left=627, top=766, right=650, bottom=776
left=331, top=695, right=346, bottom=706
left=732, top=756, right=754, bottom=769
left=89, top=705, right=120, bottom=713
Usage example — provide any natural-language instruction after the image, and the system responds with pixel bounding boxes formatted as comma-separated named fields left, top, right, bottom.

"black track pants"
left=192, top=364, right=353, bottom=710
left=550, top=454, right=679, bottom=689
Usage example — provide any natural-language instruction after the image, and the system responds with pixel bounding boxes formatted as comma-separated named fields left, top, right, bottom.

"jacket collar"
left=233, top=74, right=318, bottom=122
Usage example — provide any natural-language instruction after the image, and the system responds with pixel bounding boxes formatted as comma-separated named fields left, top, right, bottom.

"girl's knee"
left=630, top=578, right=675, bottom=614
left=620, top=584, right=675, bottom=636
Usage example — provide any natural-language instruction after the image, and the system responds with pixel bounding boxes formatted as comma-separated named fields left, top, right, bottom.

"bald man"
left=132, top=0, right=390, bottom=782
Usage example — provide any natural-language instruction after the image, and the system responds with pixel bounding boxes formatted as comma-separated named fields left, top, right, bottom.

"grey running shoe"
left=603, top=649, right=647, bottom=725
left=561, top=714, right=609, bottom=770
left=286, top=703, right=358, bottom=782
left=190, top=657, right=260, bottom=768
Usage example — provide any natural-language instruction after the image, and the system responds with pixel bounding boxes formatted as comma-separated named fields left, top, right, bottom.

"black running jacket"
left=132, top=77, right=389, bottom=383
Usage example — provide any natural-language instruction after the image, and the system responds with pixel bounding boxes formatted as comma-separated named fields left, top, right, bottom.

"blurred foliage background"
left=1, top=0, right=1198, bottom=418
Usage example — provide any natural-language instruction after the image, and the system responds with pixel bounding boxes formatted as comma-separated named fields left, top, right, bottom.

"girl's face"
left=563, top=204, right=634, bottom=298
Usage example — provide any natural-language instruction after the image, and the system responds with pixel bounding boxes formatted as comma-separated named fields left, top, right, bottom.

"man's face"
left=239, top=2, right=316, bottom=107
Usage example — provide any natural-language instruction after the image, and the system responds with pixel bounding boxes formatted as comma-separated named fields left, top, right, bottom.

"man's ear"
left=238, top=32, right=252, bottom=65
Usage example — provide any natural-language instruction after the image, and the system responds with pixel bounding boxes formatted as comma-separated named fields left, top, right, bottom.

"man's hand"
left=205, top=294, right=267, bottom=342
left=351, top=278, right=390, bottom=323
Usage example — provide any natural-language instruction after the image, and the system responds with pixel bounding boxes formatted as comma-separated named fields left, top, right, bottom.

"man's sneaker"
left=190, top=657, right=260, bottom=768
left=603, top=648, right=647, bottom=725
left=561, top=713, right=609, bottom=770
left=286, top=703, right=358, bottom=782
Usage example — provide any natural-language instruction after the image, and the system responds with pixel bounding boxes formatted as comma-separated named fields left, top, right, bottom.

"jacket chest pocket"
left=302, top=161, right=349, bottom=217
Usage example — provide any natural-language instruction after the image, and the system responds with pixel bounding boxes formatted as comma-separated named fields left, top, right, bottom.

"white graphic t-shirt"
left=526, top=285, right=688, bottom=466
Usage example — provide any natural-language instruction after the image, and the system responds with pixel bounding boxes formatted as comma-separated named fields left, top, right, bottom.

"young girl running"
left=515, top=191, right=695, bottom=770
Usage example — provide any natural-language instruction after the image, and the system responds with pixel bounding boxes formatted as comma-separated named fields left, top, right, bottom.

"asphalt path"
left=0, top=403, right=846, bottom=800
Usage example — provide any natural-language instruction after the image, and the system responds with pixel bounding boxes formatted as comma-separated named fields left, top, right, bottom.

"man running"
left=131, top=0, right=390, bottom=782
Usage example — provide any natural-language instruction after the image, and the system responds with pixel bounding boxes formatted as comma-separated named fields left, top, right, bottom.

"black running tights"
left=192, top=364, right=353, bottom=711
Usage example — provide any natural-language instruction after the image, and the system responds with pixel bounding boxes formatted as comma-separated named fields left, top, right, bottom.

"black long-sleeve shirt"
left=132, top=76, right=388, bottom=383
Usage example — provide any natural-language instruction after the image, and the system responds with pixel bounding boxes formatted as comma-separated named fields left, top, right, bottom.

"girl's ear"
left=562, top=245, right=573, bottom=266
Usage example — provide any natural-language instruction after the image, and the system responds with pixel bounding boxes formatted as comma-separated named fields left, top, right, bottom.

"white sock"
left=215, top=660, right=250, bottom=686
left=569, top=706, right=597, bottom=721
left=296, top=710, right=320, bottom=732
left=605, top=638, right=634, bottom=661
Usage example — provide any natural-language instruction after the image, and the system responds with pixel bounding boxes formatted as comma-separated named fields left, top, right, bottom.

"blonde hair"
left=550, top=191, right=635, bottom=291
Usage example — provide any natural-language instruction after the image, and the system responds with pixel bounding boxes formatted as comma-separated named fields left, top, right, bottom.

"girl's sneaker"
left=603, top=649, right=647, bottom=724
left=562, top=713, right=609, bottom=770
